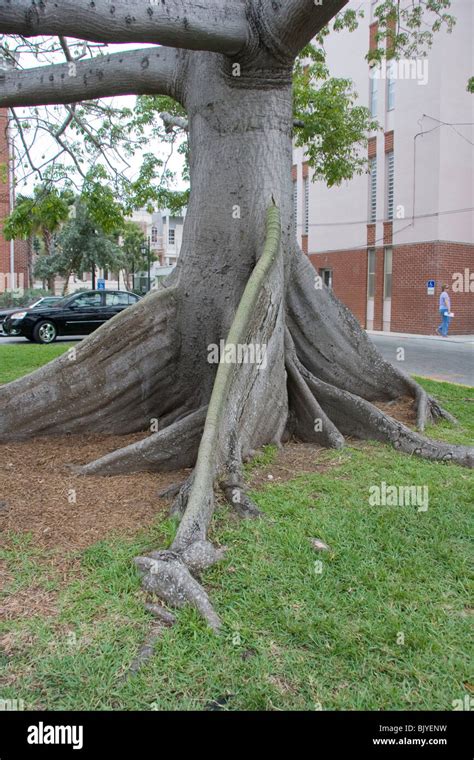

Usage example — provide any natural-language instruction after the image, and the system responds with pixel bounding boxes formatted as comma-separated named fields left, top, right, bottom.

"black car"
left=2, top=290, right=141, bottom=343
left=0, top=296, right=63, bottom=334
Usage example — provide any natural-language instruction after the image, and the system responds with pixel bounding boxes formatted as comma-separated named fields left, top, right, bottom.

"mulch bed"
left=247, top=441, right=344, bottom=489
left=0, top=433, right=188, bottom=553
left=0, top=396, right=416, bottom=621
left=0, top=396, right=416, bottom=552
left=373, top=395, right=417, bottom=426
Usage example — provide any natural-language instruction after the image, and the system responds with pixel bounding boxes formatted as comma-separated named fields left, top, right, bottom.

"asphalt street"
left=369, top=333, right=474, bottom=387
left=1, top=332, right=473, bottom=387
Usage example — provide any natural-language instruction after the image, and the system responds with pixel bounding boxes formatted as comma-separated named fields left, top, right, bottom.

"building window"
left=367, top=249, right=376, bottom=298
left=293, top=180, right=298, bottom=231
left=303, top=176, right=309, bottom=234
left=319, top=268, right=333, bottom=289
left=369, top=157, right=377, bottom=222
left=386, top=151, right=394, bottom=220
left=168, top=228, right=175, bottom=245
left=387, top=61, right=395, bottom=110
left=369, top=72, right=378, bottom=118
left=384, top=247, right=392, bottom=298
left=151, top=227, right=158, bottom=243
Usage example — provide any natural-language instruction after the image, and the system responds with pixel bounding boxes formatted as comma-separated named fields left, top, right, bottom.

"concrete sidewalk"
left=366, top=330, right=474, bottom=344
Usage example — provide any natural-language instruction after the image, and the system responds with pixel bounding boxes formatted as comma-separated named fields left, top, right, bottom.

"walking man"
left=436, top=284, right=451, bottom=337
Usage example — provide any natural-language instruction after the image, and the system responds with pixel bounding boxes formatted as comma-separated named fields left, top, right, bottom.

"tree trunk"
left=27, top=237, right=34, bottom=290
left=62, top=271, right=72, bottom=296
left=42, top=229, right=55, bottom=292
left=0, top=49, right=471, bottom=630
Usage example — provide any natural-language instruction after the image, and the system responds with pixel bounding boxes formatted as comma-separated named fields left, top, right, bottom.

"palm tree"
left=4, top=185, right=72, bottom=291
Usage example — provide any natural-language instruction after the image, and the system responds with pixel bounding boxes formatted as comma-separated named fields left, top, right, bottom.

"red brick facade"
left=384, top=130, right=394, bottom=153
left=369, top=22, right=378, bottom=51
left=367, top=224, right=376, bottom=246
left=368, top=137, right=377, bottom=159
left=0, top=108, right=11, bottom=289
left=310, top=242, right=474, bottom=335
left=383, top=222, right=393, bottom=245
left=309, top=248, right=368, bottom=326
left=0, top=107, right=29, bottom=292
left=390, top=241, right=474, bottom=335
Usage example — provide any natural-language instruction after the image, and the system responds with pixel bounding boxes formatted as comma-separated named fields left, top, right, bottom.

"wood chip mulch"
left=0, top=433, right=188, bottom=553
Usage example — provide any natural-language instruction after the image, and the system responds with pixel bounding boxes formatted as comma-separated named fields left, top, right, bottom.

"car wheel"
left=33, top=321, right=57, bottom=344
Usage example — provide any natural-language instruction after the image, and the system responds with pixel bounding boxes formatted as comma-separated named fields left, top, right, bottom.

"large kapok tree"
left=0, top=0, right=471, bottom=630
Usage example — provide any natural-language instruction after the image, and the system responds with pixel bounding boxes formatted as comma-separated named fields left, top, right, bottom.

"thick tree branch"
left=0, top=0, right=249, bottom=55
left=250, top=0, right=348, bottom=61
left=160, top=112, right=188, bottom=132
left=0, top=47, right=182, bottom=107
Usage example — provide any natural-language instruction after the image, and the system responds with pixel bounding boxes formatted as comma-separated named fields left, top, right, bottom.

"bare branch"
left=0, top=0, right=249, bottom=56
left=58, top=35, right=73, bottom=63
left=0, top=47, right=182, bottom=108
left=160, top=112, right=188, bottom=132
left=10, top=108, right=44, bottom=180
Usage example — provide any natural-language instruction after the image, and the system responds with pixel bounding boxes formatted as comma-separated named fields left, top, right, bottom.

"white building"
left=293, top=0, right=473, bottom=334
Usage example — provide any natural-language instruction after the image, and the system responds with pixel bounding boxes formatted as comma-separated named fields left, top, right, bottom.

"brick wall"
left=0, top=107, right=30, bottom=291
left=0, top=108, right=10, bottom=287
left=309, top=248, right=368, bottom=326
left=374, top=247, right=384, bottom=330
left=368, top=137, right=377, bottom=159
left=369, top=22, right=378, bottom=51
left=391, top=241, right=474, bottom=335
left=384, top=131, right=394, bottom=153
left=367, top=224, right=376, bottom=246
left=309, top=241, right=474, bottom=335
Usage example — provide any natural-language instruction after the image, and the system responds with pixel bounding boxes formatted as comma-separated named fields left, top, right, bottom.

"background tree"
left=3, top=184, right=72, bottom=289
left=0, top=0, right=470, bottom=630
left=34, top=200, right=124, bottom=293
left=120, top=221, right=148, bottom=291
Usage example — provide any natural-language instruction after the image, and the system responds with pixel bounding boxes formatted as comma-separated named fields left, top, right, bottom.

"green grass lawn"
left=0, top=345, right=472, bottom=710
left=0, top=343, right=75, bottom=384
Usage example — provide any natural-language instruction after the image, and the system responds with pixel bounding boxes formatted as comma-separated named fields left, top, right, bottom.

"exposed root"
left=157, top=480, right=187, bottom=499
left=220, top=475, right=261, bottom=518
left=74, top=407, right=207, bottom=476
left=169, top=473, right=195, bottom=518
left=126, top=623, right=167, bottom=677
left=285, top=331, right=344, bottom=449
left=0, top=286, right=181, bottom=440
left=144, top=604, right=177, bottom=625
left=134, top=204, right=284, bottom=629
left=123, top=605, right=176, bottom=679
left=295, top=357, right=473, bottom=468
left=134, top=552, right=222, bottom=632
left=286, top=246, right=457, bottom=429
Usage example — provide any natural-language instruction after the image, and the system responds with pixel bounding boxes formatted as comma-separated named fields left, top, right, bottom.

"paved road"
left=1, top=333, right=473, bottom=386
left=370, top=334, right=474, bottom=387
left=0, top=335, right=82, bottom=344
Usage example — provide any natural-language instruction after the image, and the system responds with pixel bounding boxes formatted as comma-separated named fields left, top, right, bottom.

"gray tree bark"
left=0, top=0, right=471, bottom=629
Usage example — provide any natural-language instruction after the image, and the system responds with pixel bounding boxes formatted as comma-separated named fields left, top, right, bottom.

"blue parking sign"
left=97, top=279, right=105, bottom=290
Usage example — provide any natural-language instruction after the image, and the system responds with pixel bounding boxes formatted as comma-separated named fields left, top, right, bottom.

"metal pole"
left=147, top=236, right=151, bottom=292
left=8, top=110, right=15, bottom=292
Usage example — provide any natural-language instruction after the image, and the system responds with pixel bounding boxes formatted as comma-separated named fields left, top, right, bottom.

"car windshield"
left=45, top=296, right=70, bottom=307
left=28, top=297, right=62, bottom=308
